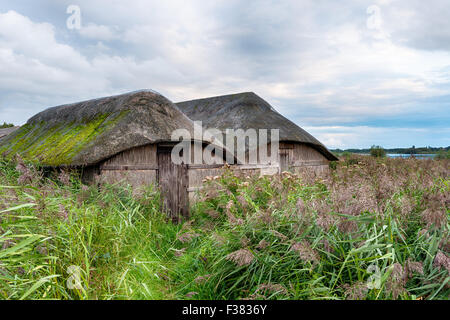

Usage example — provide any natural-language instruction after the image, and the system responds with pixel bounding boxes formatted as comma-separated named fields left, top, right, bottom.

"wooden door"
left=157, top=146, right=189, bottom=222
left=280, top=150, right=289, bottom=172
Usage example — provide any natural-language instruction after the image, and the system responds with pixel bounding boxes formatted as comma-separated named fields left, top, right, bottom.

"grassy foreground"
left=0, top=156, right=448, bottom=300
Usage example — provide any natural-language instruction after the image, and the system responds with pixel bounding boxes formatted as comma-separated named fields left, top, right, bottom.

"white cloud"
left=79, top=23, right=118, bottom=41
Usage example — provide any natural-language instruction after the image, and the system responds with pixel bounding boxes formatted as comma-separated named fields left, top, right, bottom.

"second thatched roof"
left=176, top=92, right=338, bottom=161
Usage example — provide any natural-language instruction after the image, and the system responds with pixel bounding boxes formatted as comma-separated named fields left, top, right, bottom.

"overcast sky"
left=0, top=0, right=449, bottom=149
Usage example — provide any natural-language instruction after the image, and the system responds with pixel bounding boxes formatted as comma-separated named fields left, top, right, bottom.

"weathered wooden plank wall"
left=289, top=143, right=329, bottom=174
left=95, top=144, right=158, bottom=188
left=101, top=144, right=157, bottom=166
left=83, top=141, right=330, bottom=219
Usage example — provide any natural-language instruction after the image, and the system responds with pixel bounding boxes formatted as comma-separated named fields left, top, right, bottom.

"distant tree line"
left=0, top=122, right=14, bottom=129
left=331, top=145, right=449, bottom=155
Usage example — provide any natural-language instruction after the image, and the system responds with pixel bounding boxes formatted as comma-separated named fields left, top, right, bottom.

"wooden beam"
left=236, top=164, right=279, bottom=170
left=187, top=164, right=225, bottom=169
left=291, top=160, right=328, bottom=167
left=100, top=165, right=158, bottom=171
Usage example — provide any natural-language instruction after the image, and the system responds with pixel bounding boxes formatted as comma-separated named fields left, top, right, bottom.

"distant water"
left=387, top=154, right=437, bottom=159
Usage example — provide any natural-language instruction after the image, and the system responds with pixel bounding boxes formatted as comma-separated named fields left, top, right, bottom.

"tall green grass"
left=0, top=156, right=448, bottom=300
left=0, top=158, right=179, bottom=299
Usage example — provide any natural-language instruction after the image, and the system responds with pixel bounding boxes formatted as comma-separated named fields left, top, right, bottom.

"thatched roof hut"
left=176, top=92, right=338, bottom=161
left=0, top=90, right=194, bottom=166
left=0, top=89, right=338, bottom=219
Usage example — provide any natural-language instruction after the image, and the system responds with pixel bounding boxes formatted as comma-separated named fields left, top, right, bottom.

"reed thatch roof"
left=176, top=92, right=338, bottom=161
left=0, top=90, right=337, bottom=166
left=0, top=90, right=194, bottom=166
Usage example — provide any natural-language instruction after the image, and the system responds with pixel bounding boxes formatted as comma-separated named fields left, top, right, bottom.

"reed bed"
left=0, top=155, right=448, bottom=300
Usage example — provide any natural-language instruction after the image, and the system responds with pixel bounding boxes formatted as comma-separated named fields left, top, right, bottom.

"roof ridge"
left=175, top=91, right=258, bottom=104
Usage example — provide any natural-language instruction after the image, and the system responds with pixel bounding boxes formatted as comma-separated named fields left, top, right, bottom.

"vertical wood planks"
left=157, top=146, right=189, bottom=222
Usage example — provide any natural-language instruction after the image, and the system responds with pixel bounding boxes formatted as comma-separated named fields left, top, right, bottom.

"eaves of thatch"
left=0, top=90, right=195, bottom=166
left=176, top=92, right=338, bottom=161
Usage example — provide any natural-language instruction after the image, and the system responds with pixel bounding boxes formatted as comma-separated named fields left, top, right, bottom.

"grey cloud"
left=0, top=0, right=449, bottom=148
left=377, top=0, right=450, bottom=51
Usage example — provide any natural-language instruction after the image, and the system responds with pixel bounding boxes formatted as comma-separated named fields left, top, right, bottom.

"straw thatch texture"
left=0, top=90, right=194, bottom=166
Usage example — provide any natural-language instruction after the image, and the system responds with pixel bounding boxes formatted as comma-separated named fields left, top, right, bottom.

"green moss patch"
left=0, top=111, right=128, bottom=166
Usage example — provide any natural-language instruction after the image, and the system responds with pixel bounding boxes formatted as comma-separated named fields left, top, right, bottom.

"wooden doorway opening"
left=157, top=145, right=189, bottom=222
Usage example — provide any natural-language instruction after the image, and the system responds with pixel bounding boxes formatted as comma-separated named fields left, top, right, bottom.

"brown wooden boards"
left=157, top=146, right=189, bottom=221
left=280, top=150, right=290, bottom=172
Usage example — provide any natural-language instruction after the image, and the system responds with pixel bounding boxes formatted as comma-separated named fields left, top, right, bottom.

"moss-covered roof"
left=176, top=92, right=338, bottom=161
left=1, top=90, right=337, bottom=166
left=0, top=90, right=194, bottom=166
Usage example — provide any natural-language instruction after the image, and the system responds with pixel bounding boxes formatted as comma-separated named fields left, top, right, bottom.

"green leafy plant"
left=370, top=145, right=386, bottom=158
